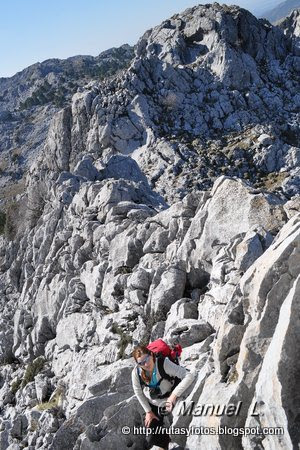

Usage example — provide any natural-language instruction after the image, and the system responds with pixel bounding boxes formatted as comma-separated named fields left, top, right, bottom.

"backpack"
left=138, top=339, right=183, bottom=396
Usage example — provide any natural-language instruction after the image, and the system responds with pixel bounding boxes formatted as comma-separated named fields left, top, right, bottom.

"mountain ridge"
left=0, top=3, right=300, bottom=449
left=0, top=44, right=134, bottom=203
left=261, top=0, right=300, bottom=22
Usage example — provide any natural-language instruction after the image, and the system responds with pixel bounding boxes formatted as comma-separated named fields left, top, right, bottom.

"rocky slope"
left=262, top=0, right=300, bottom=23
left=25, top=1, right=299, bottom=203
left=0, top=3, right=300, bottom=450
left=0, top=45, right=134, bottom=202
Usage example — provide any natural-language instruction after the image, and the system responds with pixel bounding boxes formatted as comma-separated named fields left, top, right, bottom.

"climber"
left=131, top=344, right=195, bottom=450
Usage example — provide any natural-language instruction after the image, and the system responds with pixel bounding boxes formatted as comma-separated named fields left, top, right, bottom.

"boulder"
left=165, top=298, right=198, bottom=334
left=186, top=214, right=300, bottom=450
left=178, top=177, right=286, bottom=268
left=147, top=262, right=186, bottom=316
left=165, top=318, right=214, bottom=348
left=100, top=155, right=148, bottom=185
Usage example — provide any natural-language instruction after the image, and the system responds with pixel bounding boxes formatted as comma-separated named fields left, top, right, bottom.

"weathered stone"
left=34, top=374, right=49, bottom=403
left=165, top=318, right=214, bottom=348
left=165, top=298, right=198, bottom=334
left=186, top=215, right=300, bottom=450
left=178, top=177, right=286, bottom=269
left=0, top=3, right=300, bottom=449
left=147, top=262, right=186, bottom=316
left=73, top=156, right=100, bottom=181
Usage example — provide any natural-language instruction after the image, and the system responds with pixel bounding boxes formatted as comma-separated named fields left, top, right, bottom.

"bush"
left=36, top=383, right=65, bottom=412
left=25, top=181, right=48, bottom=228
left=11, top=378, right=22, bottom=394
left=36, top=396, right=60, bottom=411
left=227, top=366, right=239, bottom=384
left=1, top=179, right=47, bottom=240
left=114, top=266, right=132, bottom=275
left=19, top=81, right=57, bottom=110
left=21, top=356, right=45, bottom=388
left=0, top=211, right=6, bottom=234
left=4, top=201, right=20, bottom=240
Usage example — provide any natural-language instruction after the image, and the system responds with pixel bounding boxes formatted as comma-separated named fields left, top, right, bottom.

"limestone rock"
left=165, top=298, right=199, bottom=334
left=0, top=2, right=300, bottom=449
left=186, top=214, right=300, bottom=450
left=147, top=262, right=186, bottom=316
left=165, top=318, right=214, bottom=348
left=178, top=177, right=286, bottom=268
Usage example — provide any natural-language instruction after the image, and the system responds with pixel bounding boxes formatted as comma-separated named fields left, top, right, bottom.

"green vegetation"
left=0, top=211, right=6, bottom=234
left=18, top=50, right=134, bottom=111
left=11, top=378, right=22, bottom=394
left=36, top=383, right=65, bottom=412
left=19, top=81, right=67, bottom=110
left=4, top=201, right=20, bottom=241
left=26, top=181, right=48, bottom=228
left=36, top=395, right=61, bottom=412
left=21, top=356, right=45, bottom=388
left=1, top=179, right=47, bottom=240
left=227, top=367, right=239, bottom=384
left=258, top=171, right=287, bottom=191
left=114, top=265, right=132, bottom=275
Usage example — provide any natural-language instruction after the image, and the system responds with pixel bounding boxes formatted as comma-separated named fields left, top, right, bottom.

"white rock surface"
left=0, top=3, right=300, bottom=450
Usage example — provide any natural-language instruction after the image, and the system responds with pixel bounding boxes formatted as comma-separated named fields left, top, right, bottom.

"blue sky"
left=0, top=0, right=280, bottom=78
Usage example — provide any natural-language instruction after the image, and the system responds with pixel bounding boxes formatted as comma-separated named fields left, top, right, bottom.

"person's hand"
left=145, top=411, right=158, bottom=427
left=166, top=393, right=177, bottom=412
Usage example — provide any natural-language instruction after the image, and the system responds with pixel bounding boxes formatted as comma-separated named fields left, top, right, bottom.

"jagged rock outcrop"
left=21, top=2, right=297, bottom=205
left=1, top=168, right=299, bottom=448
left=0, top=3, right=300, bottom=450
left=279, top=8, right=300, bottom=54
left=0, top=45, right=134, bottom=204
left=184, top=214, right=300, bottom=450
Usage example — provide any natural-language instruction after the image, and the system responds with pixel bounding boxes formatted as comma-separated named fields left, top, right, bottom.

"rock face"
left=184, top=214, right=300, bottom=450
left=279, top=8, right=300, bottom=54
left=0, top=3, right=300, bottom=450
left=0, top=45, right=134, bottom=204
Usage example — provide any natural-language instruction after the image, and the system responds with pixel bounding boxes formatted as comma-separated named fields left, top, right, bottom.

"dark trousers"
left=143, top=404, right=170, bottom=449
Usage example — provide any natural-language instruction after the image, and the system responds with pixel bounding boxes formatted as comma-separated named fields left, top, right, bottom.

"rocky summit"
left=0, top=3, right=299, bottom=450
